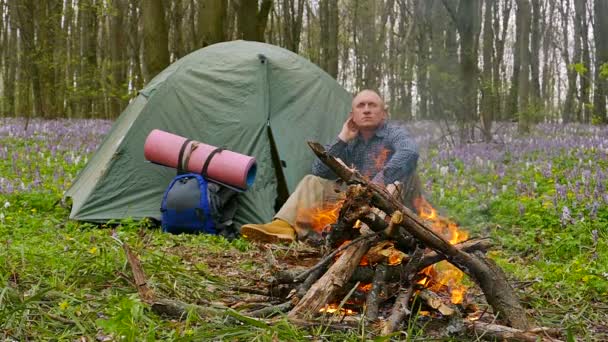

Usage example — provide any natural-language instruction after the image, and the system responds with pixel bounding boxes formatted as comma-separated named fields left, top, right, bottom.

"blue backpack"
left=160, top=173, right=239, bottom=237
left=161, top=174, right=214, bottom=234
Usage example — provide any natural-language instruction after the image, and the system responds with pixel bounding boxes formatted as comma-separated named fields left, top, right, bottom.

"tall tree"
left=1, top=0, right=17, bottom=116
left=282, top=0, right=304, bottom=53
left=516, top=0, right=531, bottom=133
left=529, top=0, right=541, bottom=115
left=414, top=0, right=431, bottom=119
left=541, top=0, right=556, bottom=113
left=558, top=0, right=576, bottom=122
left=109, top=0, right=128, bottom=117
left=593, top=0, right=608, bottom=123
left=198, top=0, right=226, bottom=47
left=480, top=0, right=494, bottom=141
left=443, top=0, right=482, bottom=142
left=319, top=0, right=339, bottom=78
left=79, top=0, right=99, bottom=117
left=11, top=0, right=39, bottom=118
left=491, top=0, right=511, bottom=120
left=142, top=0, right=170, bottom=83
left=235, top=0, right=272, bottom=42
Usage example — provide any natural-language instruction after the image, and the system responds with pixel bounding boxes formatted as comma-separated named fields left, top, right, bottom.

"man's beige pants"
left=274, top=174, right=421, bottom=240
left=275, top=175, right=341, bottom=239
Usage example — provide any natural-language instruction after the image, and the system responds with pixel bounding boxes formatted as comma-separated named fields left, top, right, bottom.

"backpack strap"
left=176, top=139, right=192, bottom=175
left=201, top=147, right=224, bottom=179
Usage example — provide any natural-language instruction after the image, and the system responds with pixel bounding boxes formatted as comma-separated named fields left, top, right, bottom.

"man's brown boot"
left=240, top=219, right=296, bottom=244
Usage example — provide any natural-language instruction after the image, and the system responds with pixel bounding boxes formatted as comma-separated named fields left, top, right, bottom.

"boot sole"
left=241, top=226, right=294, bottom=244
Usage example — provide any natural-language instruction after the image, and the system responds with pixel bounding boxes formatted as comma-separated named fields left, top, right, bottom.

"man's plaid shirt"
left=312, top=121, right=419, bottom=185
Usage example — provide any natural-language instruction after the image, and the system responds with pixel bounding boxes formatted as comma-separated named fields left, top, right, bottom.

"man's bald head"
left=352, top=90, right=385, bottom=110
left=350, top=89, right=387, bottom=132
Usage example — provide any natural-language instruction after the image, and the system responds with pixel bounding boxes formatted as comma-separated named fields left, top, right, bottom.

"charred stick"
left=365, top=263, right=388, bottom=321
left=247, top=301, right=294, bottom=318
left=382, top=246, right=424, bottom=335
left=382, top=284, right=415, bottom=335
left=229, top=286, right=271, bottom=296
left=416, top=238, right=493, bottom=272
left=325, top=185, right=370, bottom=249
left=296, top=266, right=326, bottom=299
left=293, top=232, right=380, bottom=283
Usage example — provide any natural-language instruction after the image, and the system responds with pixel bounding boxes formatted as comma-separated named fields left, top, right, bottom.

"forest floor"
left=1, top=118, right=607, bottom=341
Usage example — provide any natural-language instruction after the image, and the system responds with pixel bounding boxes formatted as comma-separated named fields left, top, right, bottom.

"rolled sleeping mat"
left=144, top=129, right=257, bottom=190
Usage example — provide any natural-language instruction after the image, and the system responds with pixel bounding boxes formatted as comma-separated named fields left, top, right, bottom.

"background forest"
left=1, top=0, right=607, bottom=142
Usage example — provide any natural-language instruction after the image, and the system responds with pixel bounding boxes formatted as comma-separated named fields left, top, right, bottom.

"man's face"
left=350, top=90, right=386, bottom=130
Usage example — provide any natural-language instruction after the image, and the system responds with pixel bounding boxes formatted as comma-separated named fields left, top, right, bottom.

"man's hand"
left=338, top=117, right=359, bottom=142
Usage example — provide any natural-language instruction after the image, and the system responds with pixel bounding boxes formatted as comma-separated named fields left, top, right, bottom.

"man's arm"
left=312, top=117, right=358, bottom=179
left=371, top=127, right=419, bottom=185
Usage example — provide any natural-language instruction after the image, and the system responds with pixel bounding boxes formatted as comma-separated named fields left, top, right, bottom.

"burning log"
left=417, top=289, right=458, bottom=316
left=307, top=141, right=530, bottom=330
left=288, top=237, right=375, bottom=318
left=273, top=238, right=493, bottom=286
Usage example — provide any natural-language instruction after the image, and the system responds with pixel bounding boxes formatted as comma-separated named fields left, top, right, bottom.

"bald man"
left=241, top=90, right=419, bottom=243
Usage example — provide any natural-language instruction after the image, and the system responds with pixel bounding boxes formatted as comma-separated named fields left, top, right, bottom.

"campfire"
left=251, top=142, right=561, bottom=340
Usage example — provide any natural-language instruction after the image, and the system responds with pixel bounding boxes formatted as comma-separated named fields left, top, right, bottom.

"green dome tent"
left=66, top=41, right=352, bottom=227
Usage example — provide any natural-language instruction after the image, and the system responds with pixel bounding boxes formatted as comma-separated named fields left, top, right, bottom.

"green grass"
left=1, top=120, right=607, bottom=340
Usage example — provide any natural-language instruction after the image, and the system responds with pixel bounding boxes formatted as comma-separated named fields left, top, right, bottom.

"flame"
left=296, top=199, right=344, bottom=234
left=335, top=240, right=369, bottom=266
left=388, top=252, right=403, bottom=266
left=358, top=283, right=372, bottom=292
left=359, top=255, right=369, bottom=266
left=319, top=303, right=356, bottom=315
left=374, top=147, right=391, bottom=172
left=414, top=196, right=469, bottom=304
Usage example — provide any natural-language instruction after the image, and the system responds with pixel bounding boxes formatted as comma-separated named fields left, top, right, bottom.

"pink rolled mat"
left=144, top=129, right=257, bottom=190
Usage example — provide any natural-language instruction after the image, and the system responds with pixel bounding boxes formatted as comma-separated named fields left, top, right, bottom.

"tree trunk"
left=143, top=0, right=169, bottom=83
left=235, top=0, right=271, bottom=42
left=129, top=0, right=143, bottom=92
left=198, top=0, right=226, bottom=47
left=79, top=0, right=98, bottom=117
left=529, top=0, right=541, bottom=118
left=480, top=0, right=494, bottom=142
left=319, top=0, right=338, bottom=78
left=507, top=1, right=522, bottom=121
left=593, top=0, right=607, bottom=123
left=559, top=0, right=576, bottom=123
left=541, top=0, right=555, bottom=114
left=109, top=0, right=128, bottom=117
left=493, top=0, right=511, bottom=120
left=415, top=0, right=430, bottom=119
left=516, top=0, right=531, bottom=133
left=12, top=0, right=40, bottom=118
left=2, top=2, right=17, bottom=117
left=282, top=0, right=304, bottom=53
left=442, top=0, right=481, bottom=142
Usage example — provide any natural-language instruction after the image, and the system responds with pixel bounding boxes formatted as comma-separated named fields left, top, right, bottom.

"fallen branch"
left=465, top=321, right=563, bottom=342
